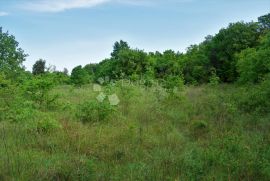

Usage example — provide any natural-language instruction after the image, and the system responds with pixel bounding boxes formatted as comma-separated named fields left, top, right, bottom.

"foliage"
left=163, top=75, right=184, bottom=91
left=94, top=58, right=117, bottom=80
left=83, top=63, right=97, bottom=81
left=23, top=76, right=57, bottom=108
left=208, top=22, right=260, bottom=82
left=191, top=120, right=208, bottom=130
left=111, top=40, right=130, bottom=59
left=237, top=32, right=270, bottom=83
left=209, top=69, right=220, bottom=86
left=32, top=59, right=46, bottom=75
left=116, top=49, right=150, bottom=78
left=258, top=13, right=270, bottom=32
left=35, top=113, right=62, bottom=133
left=154, top=50, right=183, bottom=79
left=2, top=12, right=270, bottom=181
left=0, top=73, right=17, bottom=121
left=70, top=65, right=89, bottom=86
left=183, top=43, right=211, bottom=84
left=76, top=100, right=115, bottom=123
left=236, top=75, right=270, bottom=113
left=0, top=27, right=27, bottom=80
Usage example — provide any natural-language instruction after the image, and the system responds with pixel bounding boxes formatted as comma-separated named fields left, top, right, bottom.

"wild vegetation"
left=0, top=13, right=270, bottom=180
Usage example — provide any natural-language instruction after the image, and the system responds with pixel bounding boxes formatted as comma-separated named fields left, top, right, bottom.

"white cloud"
left=24, top=0, right=110, bottom=12
left=23, top=0, right=194, bottom=13
left=0, top=12, right=9, bottom=16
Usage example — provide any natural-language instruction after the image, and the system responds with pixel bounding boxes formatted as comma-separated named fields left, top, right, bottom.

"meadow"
left=1, top=81, right=270, bottom=181
left=1, top=12, right=270, bottom=181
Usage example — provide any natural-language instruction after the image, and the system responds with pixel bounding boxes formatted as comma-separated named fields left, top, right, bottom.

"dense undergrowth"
left=1, top=81, right=270, bottom=180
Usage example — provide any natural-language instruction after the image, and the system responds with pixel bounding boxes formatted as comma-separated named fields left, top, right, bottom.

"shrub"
left=76, top=100, right=115, bottom=123
left=237, top=48, right=270, bottom=83
left=23, top=76, right=58, bottom=108
left=209, top=70, right=220, bottom=86
left=163, top=75, right=184, bottom=94
left=0, top=73, right=18, bottom=121
left=6, top=99, right=36, bottom=123
left=70, top=66, right=89, bottom=87
left=236, top=75, right=270, bottom=113
left=24, top=112, right=62, bottom=133
left=36, top=116, right=62, bottom=133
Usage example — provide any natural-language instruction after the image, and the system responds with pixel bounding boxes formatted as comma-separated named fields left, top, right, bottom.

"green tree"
left=237, top=32, right=270, bottom=83
left=0, top=27, right=27, bottom=80
left=84, top=63, right=97, bottom=81
left=111, top=40, right=130, bottom=59
left=182, top=42, right=211, bottom=84
left=32, top=59, right=46, bottom=75
left=94, top=59, right=117, bottom=80
left=23, top=75, right=56, bottom=108
left=116, top=49, right=150, bottom=78
left=208, top=22, right=260, bottom=82
left=70, top=65, right=89, bottom=86
left=63, top=68, right=69, bottom=75
left=258, top=13, right=270, bottom=32
left=154, top=50, right=183, bottom=79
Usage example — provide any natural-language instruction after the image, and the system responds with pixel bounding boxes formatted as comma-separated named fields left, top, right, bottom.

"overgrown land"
left=0, top=13, right=270, bottom=180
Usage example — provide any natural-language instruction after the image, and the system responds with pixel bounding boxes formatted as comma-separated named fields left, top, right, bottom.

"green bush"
left=23, top=112, right=62, bottom=133
left=70, top=65, right=89, bottom=86
left=163, top=75, right=184, bottom=91
left=237, top=32, right=270, bottom=84
left=236, top=75, right=270, bottom=113
left=0, top=73, right=18, bottom=121
left=23, top=76, right=58, bottom=108
left=6, top=99, right=36, bottom=123
left=36, top=116, right=62, bottom=133
left=237, top=48, right=270, bottom=83
left=209, top=70, right=220, bottom=86
left=76, top=100, right=115, bottom=123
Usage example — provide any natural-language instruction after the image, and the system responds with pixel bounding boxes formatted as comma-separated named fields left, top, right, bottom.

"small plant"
left=190, top=120, right=209, bottom=138
left=25, top=112, right=62, bottom=133
left=23, top=76, right=58, bottom=108
left=163, top=75, right=184, bottom=91
left=36, top=116, right=62, bottom=133
left=76, top=100, right=115, bottom=123
left=191, top=120, right=208, bottom=130
left=209, top=69, right=220, bottom=86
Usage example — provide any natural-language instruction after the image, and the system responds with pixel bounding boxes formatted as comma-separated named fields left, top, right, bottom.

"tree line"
left=67, top=13, right=270, bottom=87
left=1, top=13, right=270, bottom=87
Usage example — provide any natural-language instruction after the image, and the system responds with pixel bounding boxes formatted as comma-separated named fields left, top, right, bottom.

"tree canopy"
left=0, top=27, right=27, bottom=80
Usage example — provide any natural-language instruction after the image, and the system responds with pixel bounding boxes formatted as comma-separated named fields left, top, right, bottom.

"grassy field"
left=1, top=83, right=270, bottom=180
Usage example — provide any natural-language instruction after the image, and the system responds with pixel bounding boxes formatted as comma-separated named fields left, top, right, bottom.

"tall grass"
left=0, top=83, right=270, bottom=180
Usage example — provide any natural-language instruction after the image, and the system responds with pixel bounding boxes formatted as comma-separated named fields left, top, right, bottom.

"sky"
left=0, top=0, right=270, bottom=71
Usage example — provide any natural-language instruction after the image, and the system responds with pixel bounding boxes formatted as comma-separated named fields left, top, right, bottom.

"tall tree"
left=237, top=32, right=270, bottom=83
left=70, top=65, right=89, bottom=86
left=154, top=50, right=183, bottom=79
left=116, top=49, right=149, bottom=77
left=111, top=40, right=130, bottom=59
left=63, top=68, right=69, bottom=75
left=0, top=27, right=27, bottom=80
left=258, top=13, right=270, bottom=32
left=208, top=22, right=260, bottom=82
left=84, top=63, right=97, bottom=76
left=32, top=59, right=46, bottom=75
left=183, top=43, right=210, bottom=84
